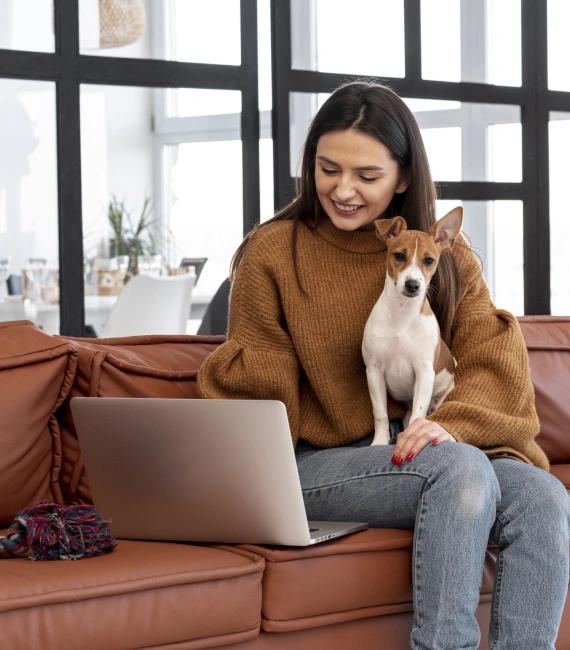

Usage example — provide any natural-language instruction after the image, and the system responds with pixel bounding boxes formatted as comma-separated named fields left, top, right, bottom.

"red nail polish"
left=406, top=452, right=414, bottom=461
left=396, top=457, right=404, bottom=466
left=432, top=438, right=439, bottom=445
left=391, top=455, right=397, bottom=463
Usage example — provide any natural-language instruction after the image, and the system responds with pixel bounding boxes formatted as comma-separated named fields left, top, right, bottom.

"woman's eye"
left=321, top=168, right=337, bottom=175
left=424, top=257, right=434, bottom=266
left=394, top=252, right=406, bottom=262
left=360, top=176, right=378, bottom=182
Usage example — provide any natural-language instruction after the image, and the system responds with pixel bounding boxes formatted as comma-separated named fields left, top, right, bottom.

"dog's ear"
left=374, top=216, right=407, bottom=242
left=429, top=206, right=463, bottom=252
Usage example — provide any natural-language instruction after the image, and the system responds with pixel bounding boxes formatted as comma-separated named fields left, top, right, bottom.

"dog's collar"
left=314, top=217, right=386, bottom=254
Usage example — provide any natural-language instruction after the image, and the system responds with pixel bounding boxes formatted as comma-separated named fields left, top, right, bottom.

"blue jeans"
left=295, top=431, right=570, bottom=650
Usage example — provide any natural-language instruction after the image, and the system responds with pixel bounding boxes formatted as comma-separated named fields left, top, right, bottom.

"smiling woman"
left=197, top=80, right=570, bottom=650
left=314, top=130, right=409, bottom=232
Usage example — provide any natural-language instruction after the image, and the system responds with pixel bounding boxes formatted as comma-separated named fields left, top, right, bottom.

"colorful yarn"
left=0, top=500, right=117, bottom=561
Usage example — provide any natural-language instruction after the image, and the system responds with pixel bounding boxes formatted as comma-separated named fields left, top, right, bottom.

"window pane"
left=549, top=113, right=570, bottom=314
left=291, top=0, right=405, bottom=77
left=260, top=138, right=274, bottom=222
left=290, top=93, right=522, bottom=183
left=80, top=0, right=241, bottom=64
left=548, top=0, right=570, bottom=91
left=258, top=0, right=272, bottom=111
left=165, top=140, right=243, bottom=298
left=421, top=0, right=521, bottom=86
left=80, top=83, right=244, bottom=334
left=168, top=89, right=241, bottom=118
left=459, top=200, right=524, bottom=316
left=420, top=127, right=462, bottom=181
left=0, top=79, right=59, bottom=331
left=0, top=0, right=54, bottom=52
left=406, top=99, right=521, bottom=182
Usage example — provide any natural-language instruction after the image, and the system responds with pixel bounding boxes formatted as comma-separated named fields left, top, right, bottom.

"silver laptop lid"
left=71, top=398, right=320, bottom=545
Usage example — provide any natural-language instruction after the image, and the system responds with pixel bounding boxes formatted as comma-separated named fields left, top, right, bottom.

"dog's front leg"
left=366, top=368, right=390, bottom=445
left=410, top=366, right=435, bottom=424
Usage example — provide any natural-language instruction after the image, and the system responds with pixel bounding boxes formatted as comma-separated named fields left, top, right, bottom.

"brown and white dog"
left=362, top=207, right=463, bottom=446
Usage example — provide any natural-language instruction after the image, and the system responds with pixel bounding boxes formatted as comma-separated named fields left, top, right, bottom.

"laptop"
left=70, top=398, right=368, bottom=546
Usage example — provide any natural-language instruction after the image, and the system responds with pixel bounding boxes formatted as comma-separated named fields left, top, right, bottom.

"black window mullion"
left=271, top=0, right=295, bottom=209
left=437, top=182, right=525, bottom=202
left=404, top=0, right=422, bottom=82
left=78, top=57, right=245, bottom=90
left=521, top=0, right=550, bottom=315
left=241, top=0, right=260, bottom=236
left=55, top=0, right=84, bottom=336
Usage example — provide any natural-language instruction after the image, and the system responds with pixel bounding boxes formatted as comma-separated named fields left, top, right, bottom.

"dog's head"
left=374, top=206, right=463, bottom=299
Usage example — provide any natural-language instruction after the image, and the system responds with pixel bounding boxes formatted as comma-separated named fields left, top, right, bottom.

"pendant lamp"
left=98, top=0, right=147, bottom=49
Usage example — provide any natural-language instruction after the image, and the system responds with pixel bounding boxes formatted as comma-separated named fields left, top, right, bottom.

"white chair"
left=100, top=273, right=196, bottom=338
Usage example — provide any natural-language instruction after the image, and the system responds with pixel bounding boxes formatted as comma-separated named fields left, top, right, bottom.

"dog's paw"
left=428, top=394, right=444, bottom=415
left=371, top=429, right=390, bottom=446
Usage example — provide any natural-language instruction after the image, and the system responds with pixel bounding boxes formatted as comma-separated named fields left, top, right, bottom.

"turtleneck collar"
left=313, top=216, right=386, bottom=254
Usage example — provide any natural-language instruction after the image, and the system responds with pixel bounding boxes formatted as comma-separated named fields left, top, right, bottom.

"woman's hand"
left=391, top=418, right=456, bottom=466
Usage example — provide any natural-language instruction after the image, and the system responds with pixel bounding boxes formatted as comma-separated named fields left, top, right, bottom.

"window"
left=0, top=0, right=569, bottom=332
left=271, top=0, right=567, bottom=315
left=0, top=0, right=260, bottom=335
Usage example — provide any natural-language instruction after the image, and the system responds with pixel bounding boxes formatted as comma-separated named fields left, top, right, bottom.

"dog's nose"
left=404, top=279, right=421, bottom=293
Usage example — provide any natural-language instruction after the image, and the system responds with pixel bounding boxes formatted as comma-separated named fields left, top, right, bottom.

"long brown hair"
left=231, top=81, right=462, bottom=341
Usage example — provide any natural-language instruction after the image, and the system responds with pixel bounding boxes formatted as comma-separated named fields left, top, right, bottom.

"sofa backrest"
left=518, top=317, right=570, bottom=464
left=54, top=333, right=226, bottom=505
left=0, top=321, right=77, bottom=525
left=1, top=317, right=569, bottom=521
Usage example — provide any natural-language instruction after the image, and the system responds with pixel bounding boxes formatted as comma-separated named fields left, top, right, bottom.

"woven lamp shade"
left=99, top=0, right=147, bottom=49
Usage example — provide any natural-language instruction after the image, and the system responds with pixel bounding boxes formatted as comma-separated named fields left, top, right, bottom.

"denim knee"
left=525, top=469, right=570, bottom=527
left=429, top=443, right=500, bottom=514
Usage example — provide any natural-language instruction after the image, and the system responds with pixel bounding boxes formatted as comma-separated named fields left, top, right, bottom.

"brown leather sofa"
left=1, top=316, right=569, bottom=650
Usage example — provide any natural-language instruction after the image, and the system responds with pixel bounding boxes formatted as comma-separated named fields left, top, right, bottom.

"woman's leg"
left=296, top=435, right=500, bottom=650
left=488, top=459, right=570, bottom=650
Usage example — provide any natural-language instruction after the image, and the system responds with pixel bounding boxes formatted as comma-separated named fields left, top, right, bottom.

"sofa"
left=1, top=316, right=570, bottom=650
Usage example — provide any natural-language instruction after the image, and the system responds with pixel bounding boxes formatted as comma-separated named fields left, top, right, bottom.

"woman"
left=197, top=81, right=570, bottom=650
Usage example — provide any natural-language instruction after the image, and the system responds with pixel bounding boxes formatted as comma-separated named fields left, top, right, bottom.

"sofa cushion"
left=0, top=321, right=77, bottom=524
left=54, top=334, right=225, bottom=505
left=238, top=528, right=496, bottom=633
left=0, top=533, right=263, bottom=650
left=518, top=317, right=570, bottom=464
left=549, top=464, right=570, bottom=492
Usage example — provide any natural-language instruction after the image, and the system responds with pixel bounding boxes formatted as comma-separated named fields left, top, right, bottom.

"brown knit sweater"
left=197, top=217, right=549, bottom=471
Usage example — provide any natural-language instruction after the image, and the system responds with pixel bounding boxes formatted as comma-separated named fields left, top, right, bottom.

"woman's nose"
left=334, top=175, right=356, bottom=201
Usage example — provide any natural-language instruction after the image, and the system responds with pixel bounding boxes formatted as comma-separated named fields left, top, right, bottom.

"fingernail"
left=406, top=452, right=414, bottom=461
left=396, top=457, right=404, bottom=466
left=432, top=438, right=439, bottom=445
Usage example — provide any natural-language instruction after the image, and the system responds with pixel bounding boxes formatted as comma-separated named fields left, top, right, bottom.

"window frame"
left=271, top=0, right=570, bottom=315
left=0, top=0, right=260, bottom=335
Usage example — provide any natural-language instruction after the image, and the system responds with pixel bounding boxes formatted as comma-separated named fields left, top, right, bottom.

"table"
left=0, top=293, right=212, bottom=336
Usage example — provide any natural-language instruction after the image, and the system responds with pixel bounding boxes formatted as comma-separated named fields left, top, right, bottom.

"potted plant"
left=107, top=195, right=165, bottom=279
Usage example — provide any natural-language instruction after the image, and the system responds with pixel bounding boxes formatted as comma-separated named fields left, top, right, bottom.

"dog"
left=362, top=206, right=463, bottom=446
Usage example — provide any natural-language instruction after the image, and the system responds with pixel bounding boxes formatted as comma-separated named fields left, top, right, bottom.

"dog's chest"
left=363, top=309, right=439, bottom=402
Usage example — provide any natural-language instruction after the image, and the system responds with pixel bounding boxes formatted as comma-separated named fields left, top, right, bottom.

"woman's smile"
left=331, top=200, right=365, bottom=216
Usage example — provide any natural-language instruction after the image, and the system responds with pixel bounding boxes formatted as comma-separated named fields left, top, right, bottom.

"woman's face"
left=315, top=129, right=409, bottom=231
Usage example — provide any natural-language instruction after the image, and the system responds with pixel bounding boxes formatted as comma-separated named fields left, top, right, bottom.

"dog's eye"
left=423, top=257, right=435, bottom=266
left=394, top=252, right=406, bottom=262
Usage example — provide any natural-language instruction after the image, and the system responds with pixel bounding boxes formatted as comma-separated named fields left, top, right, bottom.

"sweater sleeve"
left=426, top=245, right=547, bottom=468
left=196, top=232, right=302, bottom=445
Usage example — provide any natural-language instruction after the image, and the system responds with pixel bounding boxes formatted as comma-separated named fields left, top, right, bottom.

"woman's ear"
left=395, top=175, right=411, bottom=194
